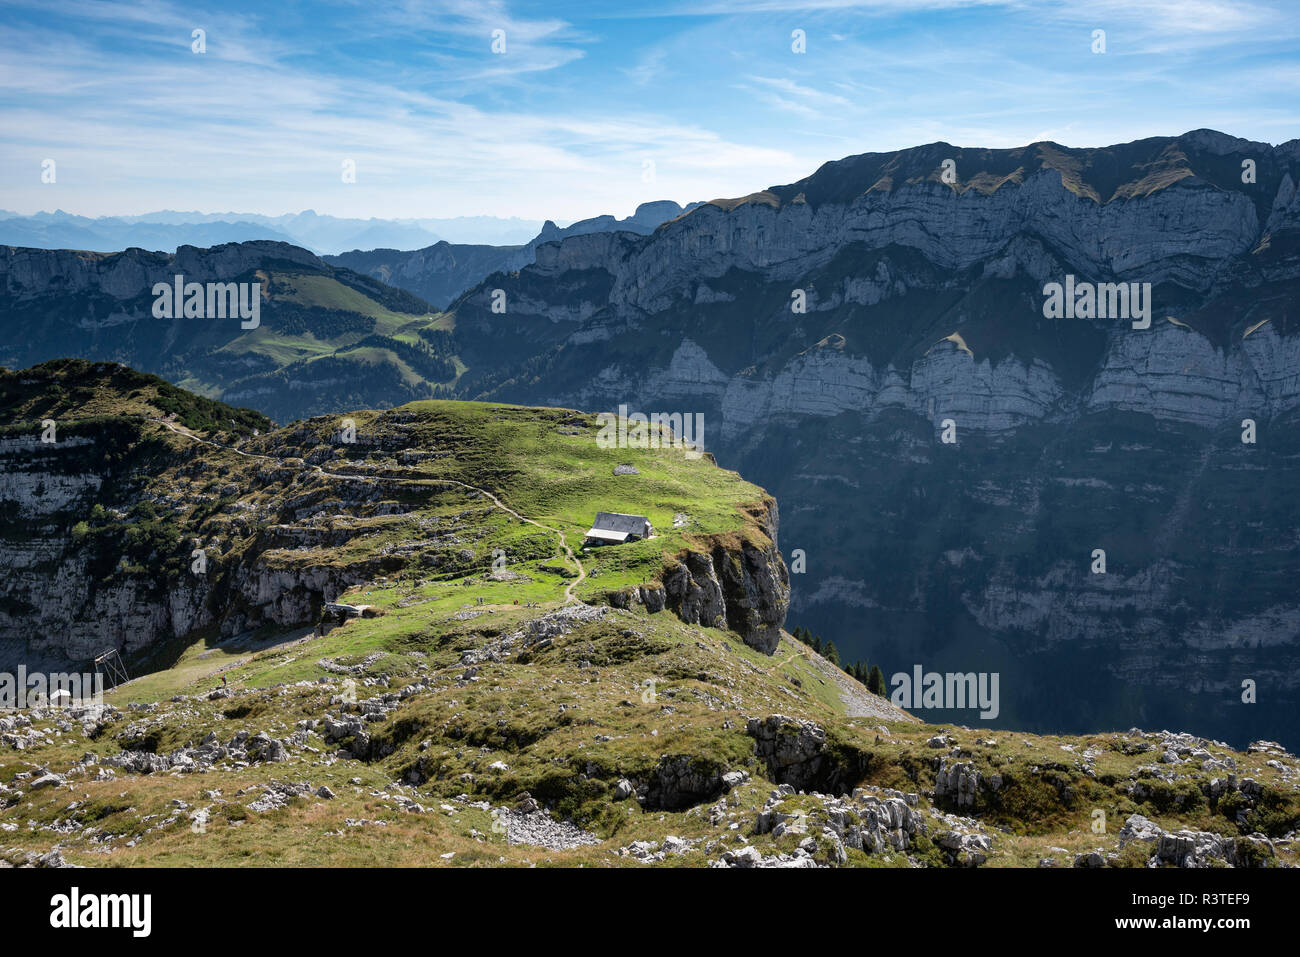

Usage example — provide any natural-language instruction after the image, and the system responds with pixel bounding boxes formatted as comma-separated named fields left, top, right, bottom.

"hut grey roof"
left=590, top=512, right=651, bottom=535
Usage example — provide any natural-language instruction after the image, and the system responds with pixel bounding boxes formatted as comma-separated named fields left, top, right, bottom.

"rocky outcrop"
left=746, top=714, right=870, bottom=794
left=641, top=754, right=729, bottom=810
left=934, top=827, right=994, bottom=867
left=1118, top=813, right=1275, bottom=868
left=662, top=538, right=789, bottom=654
left=934, top=759, right=984, bottom=810
left=609, top=499, right=789, bottom=654
left=751, top=784, right=926, bottom=861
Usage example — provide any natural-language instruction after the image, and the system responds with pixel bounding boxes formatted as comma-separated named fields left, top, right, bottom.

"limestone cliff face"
left=0, top=433, right=204, bottom=663
left=460, top=132, right=1297, bottom=311
left=0, top=429, right=377, bottom=664
left=461, top=132, right=1300, bottom=437
left=0, top=241, right=323, bottom=300
left=550, top=315, right=1300, bottom=440
left=457, top=130, right=1300, bottom=450
left=578, top=171, right=1254, bottom=306
left=609, top=499, right=790, bottom=655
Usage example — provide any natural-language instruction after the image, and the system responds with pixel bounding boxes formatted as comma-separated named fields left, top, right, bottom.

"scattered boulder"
left=28, top=772, right=66, bottom=792
left=935, top=829, right=993, bottom=867
left=712, top=844, right=818, bottom=869
left=247, top=781, right=316, bottom=813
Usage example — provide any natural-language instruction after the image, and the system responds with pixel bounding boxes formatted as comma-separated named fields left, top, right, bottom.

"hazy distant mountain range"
left=0, top=209, right=552, bottom=255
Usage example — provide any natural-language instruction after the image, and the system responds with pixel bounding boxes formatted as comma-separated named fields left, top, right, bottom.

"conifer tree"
left=868, top=664, right=887, bottom=696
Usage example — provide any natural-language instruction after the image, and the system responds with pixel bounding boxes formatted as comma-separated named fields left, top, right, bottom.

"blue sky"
left=2, top=0, right=1297, bottom=221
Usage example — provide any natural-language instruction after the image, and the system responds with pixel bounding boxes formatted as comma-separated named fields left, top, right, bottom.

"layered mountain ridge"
left=0, top=209, right=551, bottom=256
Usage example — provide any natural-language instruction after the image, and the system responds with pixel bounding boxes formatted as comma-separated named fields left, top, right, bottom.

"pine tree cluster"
left=789, top=625, right=887, bottom=696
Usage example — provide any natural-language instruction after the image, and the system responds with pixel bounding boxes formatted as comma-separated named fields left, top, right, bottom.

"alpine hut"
left=583, top=511, right=653, bottom=547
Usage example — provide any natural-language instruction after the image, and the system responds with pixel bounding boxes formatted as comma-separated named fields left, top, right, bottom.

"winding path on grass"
left=151, top=419, right=587, bottom=604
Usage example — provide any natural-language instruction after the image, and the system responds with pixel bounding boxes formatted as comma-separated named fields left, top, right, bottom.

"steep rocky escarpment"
left=0, top=366, right=429, bottom=664
left=609, top=498, right=789, bottom=654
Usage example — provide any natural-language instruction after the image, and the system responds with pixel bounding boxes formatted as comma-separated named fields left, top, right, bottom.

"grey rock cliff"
left=610, top=499, right=789, bottom=654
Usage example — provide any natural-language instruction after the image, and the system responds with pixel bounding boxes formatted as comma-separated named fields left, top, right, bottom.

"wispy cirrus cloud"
left=743, top=75, right=852, bottom=116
